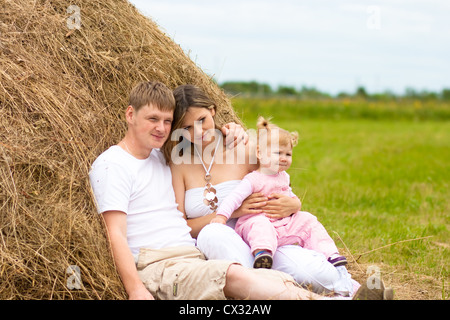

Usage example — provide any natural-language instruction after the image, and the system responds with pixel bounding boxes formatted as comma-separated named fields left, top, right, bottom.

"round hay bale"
left=0, top=0, right=241, bottom=299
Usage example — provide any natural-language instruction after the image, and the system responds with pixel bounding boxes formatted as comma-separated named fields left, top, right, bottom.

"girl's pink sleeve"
left=284, top=172, right=297, bottom=198
left=216, top=178, right=253, bottom=219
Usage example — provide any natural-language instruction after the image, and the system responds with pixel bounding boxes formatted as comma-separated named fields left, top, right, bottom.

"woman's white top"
left=185, top=180, right=241, bottom=226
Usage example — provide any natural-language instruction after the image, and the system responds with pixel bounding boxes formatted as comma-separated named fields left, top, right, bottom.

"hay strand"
left=1, top=0, right=240, bottom=299
left=354, top=236, right=434, bottom=262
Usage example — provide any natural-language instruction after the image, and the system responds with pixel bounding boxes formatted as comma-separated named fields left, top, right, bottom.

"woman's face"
left=181, top=106, right=216, bottom=147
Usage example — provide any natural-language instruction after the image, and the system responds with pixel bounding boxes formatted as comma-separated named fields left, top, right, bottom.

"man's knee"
left=223, top=264, right=251, bottom=298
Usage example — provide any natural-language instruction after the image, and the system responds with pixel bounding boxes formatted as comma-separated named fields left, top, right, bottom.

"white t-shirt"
left=89, top=146, right=195, bottom=256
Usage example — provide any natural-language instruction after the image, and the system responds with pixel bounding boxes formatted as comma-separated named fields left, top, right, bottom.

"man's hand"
left=128, top=285, right=155, bottom=300
left=210, top=215, right=228, bottom=224
left=262, top=194, right=302, bottom=219
left=221, top=122, right=248, bottom=149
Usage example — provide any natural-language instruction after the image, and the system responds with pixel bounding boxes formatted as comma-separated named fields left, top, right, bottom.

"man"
left=89, top=81, right=386, bottom=300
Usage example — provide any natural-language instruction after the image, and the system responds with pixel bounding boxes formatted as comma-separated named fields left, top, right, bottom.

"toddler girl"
left=211, top=117, right=347, bottom=269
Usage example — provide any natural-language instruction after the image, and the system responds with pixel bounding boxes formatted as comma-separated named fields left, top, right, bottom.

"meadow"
left=231, top=97, right=450, bottom=299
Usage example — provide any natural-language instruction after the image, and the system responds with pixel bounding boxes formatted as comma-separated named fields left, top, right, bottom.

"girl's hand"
left=232, top=193, right=268, bottom=218
left=210, top=215, right=227, bottom=224
left=262, top=193, right=301, bottom=219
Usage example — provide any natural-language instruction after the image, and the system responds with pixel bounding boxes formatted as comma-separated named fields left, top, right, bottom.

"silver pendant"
left=203, top=174, right=218, bottom=211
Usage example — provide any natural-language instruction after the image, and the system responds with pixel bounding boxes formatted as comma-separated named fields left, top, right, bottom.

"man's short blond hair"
left=129, top=81, right=175, bottom=112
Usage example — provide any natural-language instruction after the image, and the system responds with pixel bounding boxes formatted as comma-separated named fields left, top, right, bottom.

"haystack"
left=0, top=0, right=241, bottom=299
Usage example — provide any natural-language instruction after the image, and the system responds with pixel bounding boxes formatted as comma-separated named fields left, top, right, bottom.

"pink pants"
left=235, top=211, right=340, bottom=259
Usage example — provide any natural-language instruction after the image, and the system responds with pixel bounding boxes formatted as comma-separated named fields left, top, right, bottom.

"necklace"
left=122, top=140, right=133, bottom=155
left=193, top=134, right=222, bottom=211
left=122, top=140, right=131, bottom=154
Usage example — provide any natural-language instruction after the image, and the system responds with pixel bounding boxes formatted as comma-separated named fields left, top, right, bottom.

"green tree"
left=277, top=85, right=297, bottom=95
left=221, top=81, right=272, bottom=95
left=441, top=88, right=450, bottom=101
left=355, top=86, right=368, bottom=98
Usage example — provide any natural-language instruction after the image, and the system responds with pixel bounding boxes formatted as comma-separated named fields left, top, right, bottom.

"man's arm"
left=101, top=210, right=154, bottom=300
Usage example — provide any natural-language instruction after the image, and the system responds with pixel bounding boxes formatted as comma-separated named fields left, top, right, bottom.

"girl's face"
left=258, top=142, right=293, bottom=174
left=181, top=106, right=217, bottom=147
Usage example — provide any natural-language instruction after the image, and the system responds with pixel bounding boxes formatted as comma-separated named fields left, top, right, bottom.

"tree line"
left=220, top=81, right=450, bottom=101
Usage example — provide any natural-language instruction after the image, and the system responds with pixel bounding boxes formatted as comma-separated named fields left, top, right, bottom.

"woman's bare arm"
left=170, top=162, right=215, bottom=238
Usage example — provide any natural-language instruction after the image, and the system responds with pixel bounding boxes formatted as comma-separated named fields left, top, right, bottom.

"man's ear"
left=125, top=105, right=134, bottom=123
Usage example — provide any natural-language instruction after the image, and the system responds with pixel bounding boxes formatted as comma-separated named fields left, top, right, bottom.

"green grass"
left=233, top=97, right=450, bottom=121
left=232, top=97, right=450, bottom=298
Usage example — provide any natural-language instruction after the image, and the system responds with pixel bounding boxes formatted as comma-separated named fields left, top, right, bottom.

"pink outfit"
left=216, top=171, right=340, bottom=258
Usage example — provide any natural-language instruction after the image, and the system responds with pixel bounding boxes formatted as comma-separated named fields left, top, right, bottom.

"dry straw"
left=0, top=0, right=241, bottom=299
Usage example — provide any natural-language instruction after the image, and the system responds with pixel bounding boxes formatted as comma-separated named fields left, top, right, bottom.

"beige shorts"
left=136, top=246, right=234, bottom=300
left=136, top=246, right=297, bottom=300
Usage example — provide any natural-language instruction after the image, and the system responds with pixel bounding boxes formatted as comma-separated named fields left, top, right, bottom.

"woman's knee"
left=197, top=223, right=232, bottom=246
left=197, top=223, right=253, bottom=267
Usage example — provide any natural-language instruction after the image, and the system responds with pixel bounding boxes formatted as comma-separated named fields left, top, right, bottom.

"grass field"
left=231, top=97, right=450, bottom=299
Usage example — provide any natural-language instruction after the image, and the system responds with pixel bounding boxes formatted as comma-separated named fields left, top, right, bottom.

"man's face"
left=128, top=103, right=173, bottom=152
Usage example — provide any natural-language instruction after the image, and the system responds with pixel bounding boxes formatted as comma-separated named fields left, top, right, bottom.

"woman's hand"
left=262, top=194, right=302, bottom=219
left=231, top=192, right=268, bottom=218
left=221, top=122, right=249, bottom=149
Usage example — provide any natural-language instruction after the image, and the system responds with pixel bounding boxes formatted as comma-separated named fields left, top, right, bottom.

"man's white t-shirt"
left=89, top=146, right=195, bottom=257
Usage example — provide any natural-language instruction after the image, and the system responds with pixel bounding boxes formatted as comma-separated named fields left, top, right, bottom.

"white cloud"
left=129, top=0, right=450, bottom=94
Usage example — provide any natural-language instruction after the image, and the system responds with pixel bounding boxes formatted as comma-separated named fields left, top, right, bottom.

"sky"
left=129, top=0, right=450, bottom=95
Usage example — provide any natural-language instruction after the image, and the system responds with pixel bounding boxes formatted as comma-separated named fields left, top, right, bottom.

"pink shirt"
left=216, top=170, right=296, bottom=219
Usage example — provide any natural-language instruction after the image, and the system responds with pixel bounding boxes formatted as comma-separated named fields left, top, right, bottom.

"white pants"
left=197, top=223, right=359, bottom=296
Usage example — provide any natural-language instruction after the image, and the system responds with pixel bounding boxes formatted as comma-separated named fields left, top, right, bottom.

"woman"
left=162, top=84, right=358, bottom=296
